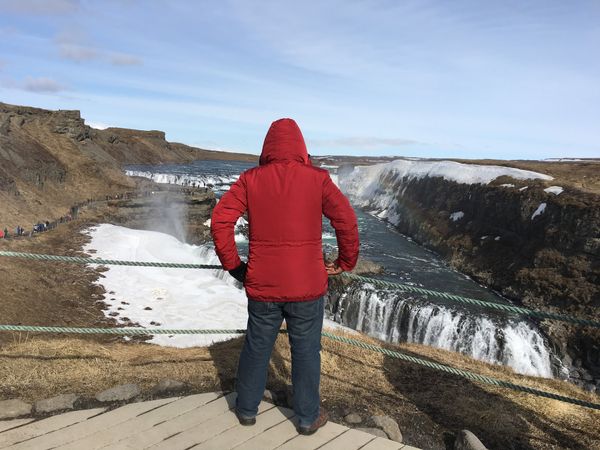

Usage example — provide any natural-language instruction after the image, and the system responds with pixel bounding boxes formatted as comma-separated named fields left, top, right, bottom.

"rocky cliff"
left=0, top=102, right=256, bottom=227
left=338, top=159, right=600, bottom=389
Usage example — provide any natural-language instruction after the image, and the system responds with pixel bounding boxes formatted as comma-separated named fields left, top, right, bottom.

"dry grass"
left=1, top=331, right=598, bottom=450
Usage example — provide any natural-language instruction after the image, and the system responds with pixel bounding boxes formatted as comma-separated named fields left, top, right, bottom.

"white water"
left=329, top=285, right=553, bottom=377
left=125, top=170, right=238, bottom=191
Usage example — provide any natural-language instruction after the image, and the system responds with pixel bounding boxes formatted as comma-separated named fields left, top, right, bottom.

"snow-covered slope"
left=341, top=160, right=552, bottom=202
left=339, top=159, right=553, bottom=226
left=83, top=224, right=346, bottom=347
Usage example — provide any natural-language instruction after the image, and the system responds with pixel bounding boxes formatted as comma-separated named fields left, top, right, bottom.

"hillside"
left=0, top=101, right=256, bottom=228
left=336, top=158, right=600, bottom=391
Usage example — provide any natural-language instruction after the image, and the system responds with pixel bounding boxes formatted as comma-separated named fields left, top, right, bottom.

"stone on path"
left=95, top=383, right=141, bottom=402
left=150, top=379, right=186, bottom=396
left=262, top=389, right=279, bottom=403
left=356, top=427, right=389, bottom=439
left=0, top=399, right=32, bottom=419
left=35, top=393, right=79, bottom=414
left=344, top=413, right=363, bottom=424
left=455, top=429, right=488, bottom=450
left=372, top=414, right=403, bottom=443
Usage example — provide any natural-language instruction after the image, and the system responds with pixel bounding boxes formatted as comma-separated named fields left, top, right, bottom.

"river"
left=125, top=159, right=562, bottom=378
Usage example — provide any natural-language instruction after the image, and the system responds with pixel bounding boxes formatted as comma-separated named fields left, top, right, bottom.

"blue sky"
left=0, top=0, right=598, bottom=159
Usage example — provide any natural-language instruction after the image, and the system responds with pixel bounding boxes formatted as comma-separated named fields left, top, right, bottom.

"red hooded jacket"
left=211, top=118, right=359, bottom=301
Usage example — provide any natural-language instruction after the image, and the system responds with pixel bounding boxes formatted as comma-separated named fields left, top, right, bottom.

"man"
left=211, top=118, right=359, bottom=435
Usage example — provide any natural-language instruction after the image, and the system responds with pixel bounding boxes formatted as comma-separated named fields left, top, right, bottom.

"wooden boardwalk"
left=0, top=392, right=419, bottom=449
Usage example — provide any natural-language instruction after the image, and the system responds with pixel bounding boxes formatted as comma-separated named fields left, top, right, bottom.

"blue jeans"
left=235, top=296, right=324, bottom=428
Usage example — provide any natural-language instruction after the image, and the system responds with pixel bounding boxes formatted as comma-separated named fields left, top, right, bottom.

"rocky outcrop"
left=339, top=161, right=600, bottom=387
left=0, top=101, right=255, bottom=228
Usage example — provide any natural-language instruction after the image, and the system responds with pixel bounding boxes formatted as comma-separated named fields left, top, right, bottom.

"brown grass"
left=0, top=330, right=598, bottom=450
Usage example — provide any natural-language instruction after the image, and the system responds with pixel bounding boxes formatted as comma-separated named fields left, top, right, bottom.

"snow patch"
left=531, top=203, right=547, bottom=220
left=83, top=224, right=348, bottom=347
left=449, top=211, right=464, bottom=222
left=544, top=186, right=563, bottom=195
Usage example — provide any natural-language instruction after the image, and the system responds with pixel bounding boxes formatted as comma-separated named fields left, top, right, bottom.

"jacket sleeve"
left=322, top=173, right=359, bottom=271
left=211, top=173, right=247, bottom=271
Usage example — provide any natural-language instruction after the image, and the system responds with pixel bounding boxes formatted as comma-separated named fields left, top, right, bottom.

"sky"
left=0, top=0, right=599, bottom=159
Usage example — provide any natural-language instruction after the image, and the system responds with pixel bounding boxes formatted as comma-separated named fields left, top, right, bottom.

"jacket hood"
left=259, top=118, right=310, bottom=166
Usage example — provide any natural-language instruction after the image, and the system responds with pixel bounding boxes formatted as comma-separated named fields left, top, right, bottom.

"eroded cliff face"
left=0, top=102, right=255, bottom=226
left=339, top=161, right=600, bottom=388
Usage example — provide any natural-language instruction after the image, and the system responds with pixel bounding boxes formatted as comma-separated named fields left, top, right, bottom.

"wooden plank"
left=232, top=415, right=301, bottom=450
left=274, top=422, right=347, bottom=450
left=0, top=408, right=105, bottom=448
left=360, top=436, right=406, bottom=450
left=9, top=398, right=174, bottom=450
left=57, top=393, right=220, bottom=450
left=148, top=401, right=274, bottom=449
left=104, top=393, right=237, bottom=449
left=189, top=404, right=292, bottom=450
left=318, top=429, right=375, bottom=450
left=0, top=420, right=34, bottom=434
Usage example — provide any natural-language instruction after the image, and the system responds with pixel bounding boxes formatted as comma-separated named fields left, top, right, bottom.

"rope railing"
left=0, top=324, right=598, bottom=410
left=1, top=250, right=598, bottom=328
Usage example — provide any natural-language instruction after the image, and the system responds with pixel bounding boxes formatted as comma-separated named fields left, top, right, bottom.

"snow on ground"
left=544, top=186, right=564, bottom=195
left=339, top=160, right=553, bottom=223
left=341, top=159, right=552, bottom=193
left=83, top=224, right=348, bottom=347
left=449, top=211, right=464, bottom=222
left=531, top=203, right=547, bottom=220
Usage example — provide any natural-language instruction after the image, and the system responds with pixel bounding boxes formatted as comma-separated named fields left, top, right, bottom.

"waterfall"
left=326, top=283, right=554, bottom=378
left=125, top=170, right=238, bottom=191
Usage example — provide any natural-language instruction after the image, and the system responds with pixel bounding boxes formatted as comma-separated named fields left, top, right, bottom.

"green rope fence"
left=0, top=251, right=221, bottom=270
left=1, top=250, right=598, bottom=328
left=0, top=324, right=598, bottom=411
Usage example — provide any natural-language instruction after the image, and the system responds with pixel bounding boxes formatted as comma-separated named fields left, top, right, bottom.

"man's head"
left=259, top=118, right=310, bottom=166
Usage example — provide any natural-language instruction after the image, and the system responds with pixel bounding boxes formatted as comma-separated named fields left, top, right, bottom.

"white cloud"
left=109, top=53, right=143, bottom=66
left=55, top=28, right=143, bottom=66
left=22, top=77, right=66, bottom=93
left=308, top=136, right=420, bottom=149
left=59, top=44, right=99, bottom=62
left=0, top=0, right=79, bottom=14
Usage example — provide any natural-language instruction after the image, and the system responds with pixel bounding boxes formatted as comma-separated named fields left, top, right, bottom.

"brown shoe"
left=297, top=408, right=328, bottom=435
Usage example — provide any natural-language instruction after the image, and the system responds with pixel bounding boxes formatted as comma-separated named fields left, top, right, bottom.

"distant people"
left=3, top=227, right=8, bottom=238
left=0, top=228, right=4, bottom=239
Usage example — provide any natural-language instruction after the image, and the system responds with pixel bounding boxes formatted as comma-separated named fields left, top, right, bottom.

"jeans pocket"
left=290, top=296, right=324, bottom=320
left=248, top=299, right=266, bottom=314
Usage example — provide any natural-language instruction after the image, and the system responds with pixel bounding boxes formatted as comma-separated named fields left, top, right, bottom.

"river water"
left=125, top=160, right=561, bottom=378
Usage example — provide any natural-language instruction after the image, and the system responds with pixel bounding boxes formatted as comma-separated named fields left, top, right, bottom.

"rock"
left=454, top=430, right=488, bottom=450
left=0, top=399, right=32, bottom=419
left=262, top=390, right=278, bottom=403
left=372, top=415, right=403, bottom=442
left=356, top=427, right=388, bottom=439
left=95, top=384, right=141, bottom=402
left=35, top=394, right=79, bottom=414
left=150, top=379, right=186, bottom=396
left=344, top=413, right=363, bottom=424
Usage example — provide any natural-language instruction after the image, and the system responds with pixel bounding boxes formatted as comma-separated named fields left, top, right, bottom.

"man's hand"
left=325, top=260, right=344, bottom=276
left=229, top=261, right=247, bottom=283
